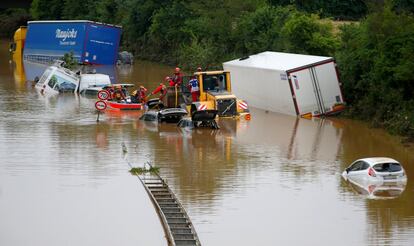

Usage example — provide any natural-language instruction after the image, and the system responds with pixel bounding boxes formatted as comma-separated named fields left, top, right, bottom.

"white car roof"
left=357, top=157, right=400, bottom=166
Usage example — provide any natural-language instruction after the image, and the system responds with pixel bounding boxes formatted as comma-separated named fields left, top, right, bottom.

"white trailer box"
left=223, top=51, right=345, bottom=117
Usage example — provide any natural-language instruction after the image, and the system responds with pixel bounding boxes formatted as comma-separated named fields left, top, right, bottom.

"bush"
left=336, top=4, right=414, bottom=137
left=0, top=8, right=31, bottom=38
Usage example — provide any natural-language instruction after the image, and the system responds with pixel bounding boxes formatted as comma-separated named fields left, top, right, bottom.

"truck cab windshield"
left=202, top=74, right=227, bottom=92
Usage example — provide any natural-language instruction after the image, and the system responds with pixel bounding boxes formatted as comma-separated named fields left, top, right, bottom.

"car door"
left=354, top=161, right=370, bottom=182
left=347, top=161, right=364, bottom=180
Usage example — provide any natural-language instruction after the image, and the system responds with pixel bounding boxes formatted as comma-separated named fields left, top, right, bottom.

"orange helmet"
left=175, top=67, right=180, bottom=73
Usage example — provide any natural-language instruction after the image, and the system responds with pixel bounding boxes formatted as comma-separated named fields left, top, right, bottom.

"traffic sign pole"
left=95, top=100, right=107, bottom=122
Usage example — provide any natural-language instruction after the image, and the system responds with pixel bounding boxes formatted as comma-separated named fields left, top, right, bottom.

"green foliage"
left=234, top=5, right=293, bottom=54
left=282, top=13, right=338, bottom=55
left=177, top=37, right=217, bottom=70
left=30, top=0, right=63, bottom=20
left=0, top=8, right=30, bottom=38
left=336, top=5, right=414, bottom=137
left=62, top=0, right=98, bottom=20
left=392, top=0, right=414, bottom=13
left=147, top=1, right=192, bottom=60
left=268, top=0, right=367, bottom=20
left=129, top=166, right=160, bottom=175
left=234, top=5, right=338, bottom=57
left=62, top=52, right=78, bottom=69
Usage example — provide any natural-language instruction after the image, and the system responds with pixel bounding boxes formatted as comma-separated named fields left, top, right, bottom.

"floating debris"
left=129, top=166, right=160, bottom=175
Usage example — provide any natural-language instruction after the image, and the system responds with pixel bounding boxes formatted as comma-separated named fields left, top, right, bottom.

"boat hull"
left=107, top=101, right=142, bottom=110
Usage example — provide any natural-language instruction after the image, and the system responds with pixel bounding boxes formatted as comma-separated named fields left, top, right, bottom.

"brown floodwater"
left=1, top=39, right=413, bottom=246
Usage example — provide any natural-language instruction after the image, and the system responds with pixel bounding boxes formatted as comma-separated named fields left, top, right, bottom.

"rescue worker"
left=188, top=76, right=200, bottom=102
left=112, top=85, right=126, bottom=102
left=149, top=83, right=167, bottom=100
left=165, top=76, right=175, bottom=87
left=172, top=67, right=183, bottom=86
left=138, top=86, right=147, bottom=103
left=130, top=89, right=139, bottom=103
left=131, top=86, right=147, bottom=103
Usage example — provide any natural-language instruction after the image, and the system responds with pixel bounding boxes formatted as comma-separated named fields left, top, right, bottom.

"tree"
left=30, top=0, right=63, bottom=20
left=336, top=4, right=414, bottom=136
left=62, top=0, right=98, bottom=20
left=282, top=13, right=338, bottom=56
left=268, top=0, right=367, bottom=20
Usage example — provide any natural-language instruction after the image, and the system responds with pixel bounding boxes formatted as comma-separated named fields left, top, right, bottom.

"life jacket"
left=173, top=73, right=183, bottom=86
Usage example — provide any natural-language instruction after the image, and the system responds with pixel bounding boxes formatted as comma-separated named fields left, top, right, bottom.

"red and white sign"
left=238, top=101, right=248, bottom=110
left=95, top=100, right=107, bottom=111
left=197, top=104, right=207, bottom=111
left=97, top=90, right=110, bottom=100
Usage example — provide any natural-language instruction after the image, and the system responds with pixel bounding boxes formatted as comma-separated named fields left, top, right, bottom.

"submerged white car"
left=342, top=157, right=407, bottom=184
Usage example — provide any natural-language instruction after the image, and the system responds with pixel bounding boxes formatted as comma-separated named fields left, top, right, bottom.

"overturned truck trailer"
left=23, top=20, right=121, bottom=65
left=223, top=51, right=345, bottom=117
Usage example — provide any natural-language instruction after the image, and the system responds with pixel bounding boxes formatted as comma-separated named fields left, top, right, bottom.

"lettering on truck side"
left=56, top=29, right=78, bottom=41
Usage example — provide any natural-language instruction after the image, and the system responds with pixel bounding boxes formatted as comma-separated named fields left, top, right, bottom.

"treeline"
left=0, top=8, right=30, bottom=38
left=268, top=0, right=368, bottom=20
left=336, top=4, right=414, bottom=139
left=28, top=0, right=342, bottom=68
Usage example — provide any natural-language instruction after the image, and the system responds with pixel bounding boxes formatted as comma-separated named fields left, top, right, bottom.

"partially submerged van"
left=35, top=62, right=111, bottom=95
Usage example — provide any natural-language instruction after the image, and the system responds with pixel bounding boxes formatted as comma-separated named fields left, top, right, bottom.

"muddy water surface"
left=1, top=39, right=413, bottom=245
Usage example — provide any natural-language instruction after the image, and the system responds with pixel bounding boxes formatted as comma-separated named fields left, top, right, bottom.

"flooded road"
left=1, top=39, right=413, bottom=245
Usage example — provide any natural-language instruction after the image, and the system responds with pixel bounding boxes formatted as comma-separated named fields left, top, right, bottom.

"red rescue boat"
left=106, top=100, right=143, bottom=110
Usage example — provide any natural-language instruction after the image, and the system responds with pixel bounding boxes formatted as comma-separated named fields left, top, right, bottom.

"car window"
left=349, top=161, right=370, bottom=171
left=360, top=162, right=370, bottom=170
left=38, top=67, right=53, bottom=85
left=349, top=161, right=362, bottom=171
left=373, top=163, right=402, bottom=172
left=48, top=75, right=58, bottom=89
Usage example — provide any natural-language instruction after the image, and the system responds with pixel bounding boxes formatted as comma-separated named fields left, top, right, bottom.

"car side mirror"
left=345, top=168, right=350, bottom=173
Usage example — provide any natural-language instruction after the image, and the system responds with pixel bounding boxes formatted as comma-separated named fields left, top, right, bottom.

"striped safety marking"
left=198, top=104, right=207, bottom=111
left=238, top=101, right=248, bottom=110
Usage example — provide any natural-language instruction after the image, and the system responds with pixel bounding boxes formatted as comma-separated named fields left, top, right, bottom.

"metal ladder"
left=137, top=170, right=201, bottom=246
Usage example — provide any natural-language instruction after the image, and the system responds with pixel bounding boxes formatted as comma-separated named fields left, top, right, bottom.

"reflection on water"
left=1, top=39, right=414, bottom=245
left=345, top=179, right=407, bottom=200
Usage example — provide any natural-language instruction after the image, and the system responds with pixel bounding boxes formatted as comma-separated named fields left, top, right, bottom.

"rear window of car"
left=373, top=163, right=402, bottom=172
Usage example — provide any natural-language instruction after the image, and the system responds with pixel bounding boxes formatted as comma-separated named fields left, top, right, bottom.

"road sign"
left=95, top=100, right=107, bottom=111
left=97, top=90, right=110, bottom=100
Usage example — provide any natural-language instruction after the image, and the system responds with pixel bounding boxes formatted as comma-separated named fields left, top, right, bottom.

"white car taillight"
left=368, top=167, right=376, bottom=177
